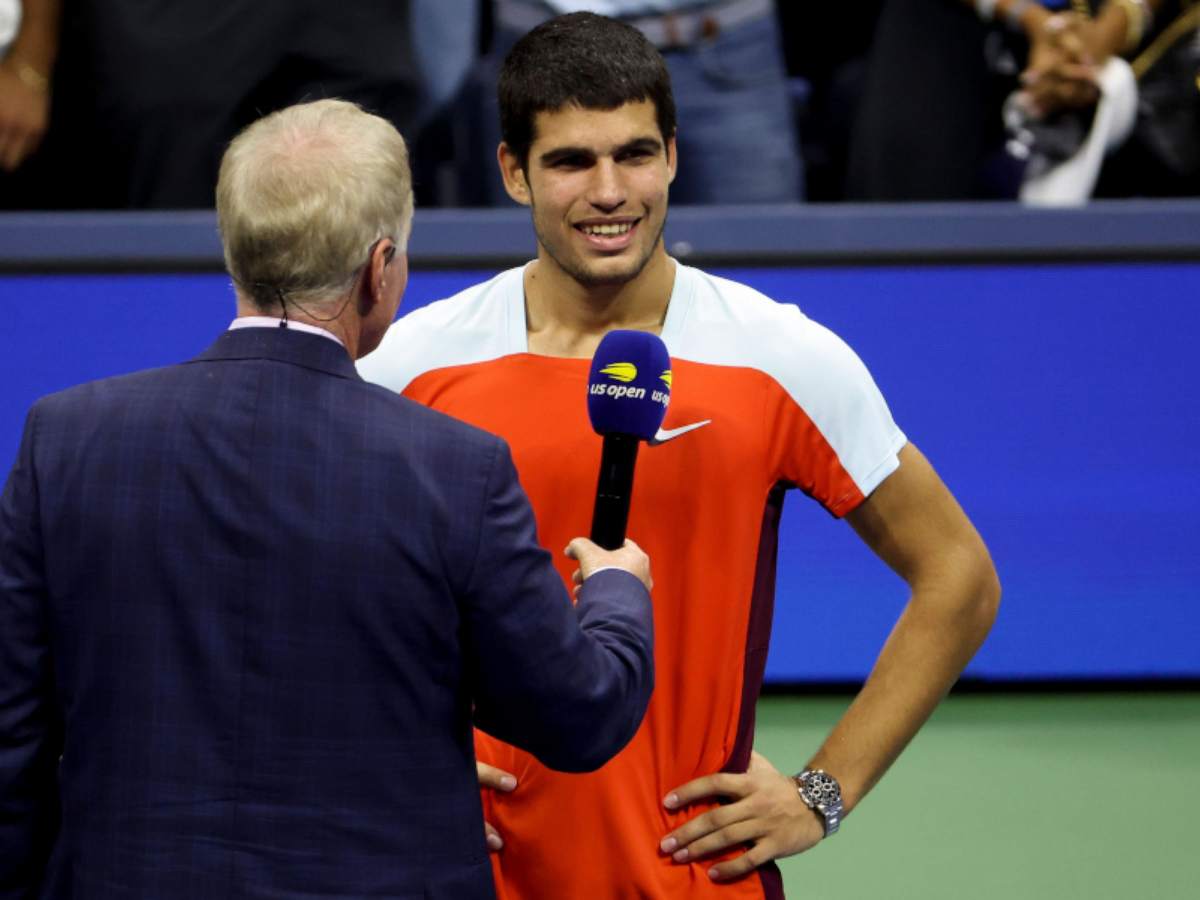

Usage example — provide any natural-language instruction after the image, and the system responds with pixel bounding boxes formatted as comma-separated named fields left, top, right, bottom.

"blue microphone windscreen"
left=587, top=330, right=671, bottom=439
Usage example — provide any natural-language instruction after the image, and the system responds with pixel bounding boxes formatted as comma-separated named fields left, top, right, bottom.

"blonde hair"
left=216, top=99, right=413, bottom=312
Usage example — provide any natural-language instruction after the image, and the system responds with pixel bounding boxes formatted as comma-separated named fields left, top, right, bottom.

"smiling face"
left=500, top=100, right=676, bottom=290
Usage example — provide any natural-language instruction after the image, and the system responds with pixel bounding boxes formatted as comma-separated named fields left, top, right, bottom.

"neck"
left=524, top=248, right=675, bottom=358
left=235, top=296, right=361, bottom=358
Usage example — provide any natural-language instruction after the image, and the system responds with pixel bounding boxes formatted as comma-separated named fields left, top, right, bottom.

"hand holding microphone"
left=586, top=330, right=672, bottom=550
left=565, top=537, right=653, bottom=597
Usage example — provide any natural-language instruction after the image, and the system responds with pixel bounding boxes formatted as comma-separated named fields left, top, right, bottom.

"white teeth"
left=582, top=222, right=633, bottom=236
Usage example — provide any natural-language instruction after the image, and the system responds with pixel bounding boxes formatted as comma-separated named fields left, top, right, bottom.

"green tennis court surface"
left=753, top=692, right=1199, bottom=899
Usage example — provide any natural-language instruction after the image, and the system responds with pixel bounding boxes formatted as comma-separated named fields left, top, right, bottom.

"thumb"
left=564, top=536, right=599, bottom=562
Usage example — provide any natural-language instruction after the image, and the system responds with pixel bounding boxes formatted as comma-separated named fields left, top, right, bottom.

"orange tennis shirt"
left=359, top=262, right=906, bottom=899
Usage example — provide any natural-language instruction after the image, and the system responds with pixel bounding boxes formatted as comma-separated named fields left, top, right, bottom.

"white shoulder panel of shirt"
left=357, top=259, right=904, bottom=497
left=357, top=267, right=525, bottom=393
left=666, top=264, right=907, bottom=499
left=229, top=316, right=344, bottom=347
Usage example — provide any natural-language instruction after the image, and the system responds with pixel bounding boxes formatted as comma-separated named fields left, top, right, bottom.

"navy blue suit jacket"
left=0, top=327, right=654, bottom=899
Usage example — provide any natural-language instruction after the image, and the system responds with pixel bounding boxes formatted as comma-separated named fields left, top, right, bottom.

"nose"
left=586, top=158, right=625, bottom=212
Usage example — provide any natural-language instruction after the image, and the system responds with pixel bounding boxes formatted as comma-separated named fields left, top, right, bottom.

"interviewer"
left=0, top=98, right=655, bottom=899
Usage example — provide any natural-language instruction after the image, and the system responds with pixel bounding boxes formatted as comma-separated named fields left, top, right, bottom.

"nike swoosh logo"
left=648, top=419, right=712, bottom=446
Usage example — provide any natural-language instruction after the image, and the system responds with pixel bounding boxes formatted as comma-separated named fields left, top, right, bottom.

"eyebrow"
left=539, top=136, right=664, bottom=167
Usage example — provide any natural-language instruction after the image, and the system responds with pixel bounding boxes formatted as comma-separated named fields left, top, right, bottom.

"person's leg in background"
left=284, top=0, right=423, bottom=162
left=846, top=0, right=1007, bottom=201
left=406, top=0, right=482, bottom=207
left=665, top=10, right=803, bottom=204
left=81, top=0, right=296, bottom=207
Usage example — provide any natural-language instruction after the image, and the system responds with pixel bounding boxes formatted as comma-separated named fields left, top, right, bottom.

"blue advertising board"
left=2, top=262, right=1198, bottom=681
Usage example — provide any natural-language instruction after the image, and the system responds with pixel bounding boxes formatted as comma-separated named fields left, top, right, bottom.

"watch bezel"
left=795, top=768, right=843, bottom=838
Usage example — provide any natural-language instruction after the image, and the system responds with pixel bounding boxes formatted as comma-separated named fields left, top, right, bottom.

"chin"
left=568, top=251, right=656, bottom=288
left=575, top=267, right=641, bottom=287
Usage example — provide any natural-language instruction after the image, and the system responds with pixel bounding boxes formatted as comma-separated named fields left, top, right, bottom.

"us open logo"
left=589, top=363, right=671, bottom=407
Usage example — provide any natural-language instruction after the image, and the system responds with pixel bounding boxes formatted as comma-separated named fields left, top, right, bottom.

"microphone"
left=587, top=330, right=672, bottom=550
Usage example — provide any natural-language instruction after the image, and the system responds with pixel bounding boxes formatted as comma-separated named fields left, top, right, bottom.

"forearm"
left=3, top=0, right=62, bottom=76
left=965, top=0, right=1164, bottom=59
left=806, top=546, right=999, bottom=815
left=659, top=446, right=998, bottom=877
left=1091, top=0, right=1163, bottom=58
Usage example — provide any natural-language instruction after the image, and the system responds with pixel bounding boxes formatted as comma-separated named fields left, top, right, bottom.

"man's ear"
left=498, top=143, right=532, bottom=207
left=666, top=135, right=678, bottom=185
left=361, top=238, right=395, bottom=315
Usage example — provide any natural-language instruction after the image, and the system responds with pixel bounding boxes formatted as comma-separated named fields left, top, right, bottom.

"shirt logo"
left=648, top=419, right=712, bottom=446
left=599, top=362, right=638, bottom=383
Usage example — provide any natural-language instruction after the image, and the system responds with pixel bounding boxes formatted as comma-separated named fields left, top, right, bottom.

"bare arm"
left=806, top=441, right=1000, bottom=811
left=0, top=0, right=62, bottom=171
left=660, top=443, right=999, bottom=881
left=959, top=0, right=1166, bottom=116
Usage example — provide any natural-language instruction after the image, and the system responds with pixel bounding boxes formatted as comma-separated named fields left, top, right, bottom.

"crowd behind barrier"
left=2, top=0, right=1199, bottom=209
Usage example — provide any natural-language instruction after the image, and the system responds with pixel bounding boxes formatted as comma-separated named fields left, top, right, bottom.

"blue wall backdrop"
left=2, top=263, right=1197, bottom=682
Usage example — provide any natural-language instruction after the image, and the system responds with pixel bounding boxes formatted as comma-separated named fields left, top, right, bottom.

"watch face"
left=804, top=771, right=841, bottom=808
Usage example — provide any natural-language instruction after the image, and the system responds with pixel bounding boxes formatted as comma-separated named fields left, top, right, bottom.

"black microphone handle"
left=590, top=433, right=641, bottom=550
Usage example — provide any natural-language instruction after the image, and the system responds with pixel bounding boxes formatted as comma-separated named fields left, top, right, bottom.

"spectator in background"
left=462, top=0, right=803, bottom=204
left=772, top=1, right=884, bottom=202
left=0, top=0, right=57, bottom=185
left=3, top=1, right=427, bottom=210
left=412, top=0, right=480, bottom=126
left=408, top=0, right=482, bottom=206
left=847, top=0, right=1172, bottom=201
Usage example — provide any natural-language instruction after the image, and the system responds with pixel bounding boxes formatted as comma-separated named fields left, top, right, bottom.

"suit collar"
left=193, top=327, right=361, bottom=381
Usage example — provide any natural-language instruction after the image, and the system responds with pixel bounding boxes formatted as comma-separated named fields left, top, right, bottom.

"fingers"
left=622, top=538, right=652, bottom=591
left=476, top=761, right=517, bottom=792
left=564, top=537, right=605, bottom=581
left=564, top=537, right=652, bottom=592
left=0, top=124, right=25, bottom=173
left=669, top=819, right=766, bottom=865
left=659, top=798, right=791, bottom=883
left=707, top=843, right=778, bottom=882
left=661, top=756, right=820, bottom=880
left=1, top=129, right=42, bottom=171
left=1030, top=82, right=1098, bottom=117
left=621, top=538, right=652, bottom=591
left=477, top=762, right=515, bottom=852
left=660, top=798, right=753, bottom=858
left=1056, top=30, right=1093, bottom=66
left=12, top=134, right=40, bottom=172
left=484, top=820, right=504, bottom=852
left=664, top=771, right=750, bottom=811
left=1020, top=66, right=1100, bottom=119
left=0, top=72, right=50, bottom=172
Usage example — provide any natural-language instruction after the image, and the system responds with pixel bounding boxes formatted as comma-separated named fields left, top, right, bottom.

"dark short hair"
left=499, top=12, right=677, bottom=169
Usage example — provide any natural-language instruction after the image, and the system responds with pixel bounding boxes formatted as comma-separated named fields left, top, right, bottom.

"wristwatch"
left=794, top=769, right=843, bottom=838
